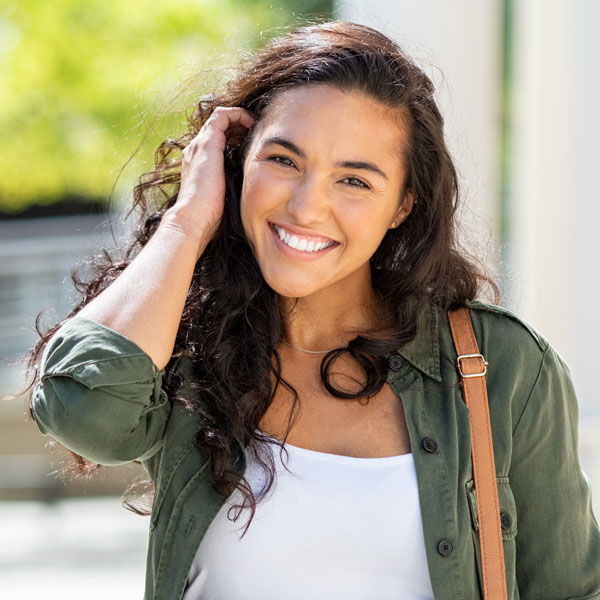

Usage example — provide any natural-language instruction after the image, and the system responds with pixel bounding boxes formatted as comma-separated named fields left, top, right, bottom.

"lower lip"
left=269, top=223, right=339, bottom=262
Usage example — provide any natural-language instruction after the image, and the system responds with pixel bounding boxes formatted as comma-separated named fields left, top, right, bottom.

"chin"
left=260, top=270, right=321, bottom=299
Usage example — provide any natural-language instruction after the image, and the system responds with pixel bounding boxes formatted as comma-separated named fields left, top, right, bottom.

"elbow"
left=30, top=377, right=168, bottom=466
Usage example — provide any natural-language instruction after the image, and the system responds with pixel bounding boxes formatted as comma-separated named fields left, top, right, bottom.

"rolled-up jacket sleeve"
left=509, top=343, right=600, bottom=598
left=30, top=316, right=172, bottom=466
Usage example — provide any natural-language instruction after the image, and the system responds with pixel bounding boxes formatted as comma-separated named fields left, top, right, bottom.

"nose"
left=286, top=174, right=330, bottom=224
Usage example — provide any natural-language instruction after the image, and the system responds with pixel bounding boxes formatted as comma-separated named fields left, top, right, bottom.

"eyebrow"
left=261, top=136, right=389, bottom=181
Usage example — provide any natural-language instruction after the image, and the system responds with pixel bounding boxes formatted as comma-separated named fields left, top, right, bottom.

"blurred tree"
left=0, top=0, right=331, bottom=216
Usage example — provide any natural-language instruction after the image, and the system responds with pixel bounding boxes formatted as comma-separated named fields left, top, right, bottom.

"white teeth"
left=273, top=224, right=335, bottom=253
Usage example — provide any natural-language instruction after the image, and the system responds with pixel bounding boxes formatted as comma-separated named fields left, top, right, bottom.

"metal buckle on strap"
left=456, top=353, right=489, bottom=378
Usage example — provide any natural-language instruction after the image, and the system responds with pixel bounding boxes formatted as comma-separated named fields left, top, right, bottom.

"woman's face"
left=240, top=84, right=413, bottom=299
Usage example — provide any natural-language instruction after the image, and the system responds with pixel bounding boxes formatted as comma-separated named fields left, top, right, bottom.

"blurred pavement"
left=0, top=497, right=148, bottom=600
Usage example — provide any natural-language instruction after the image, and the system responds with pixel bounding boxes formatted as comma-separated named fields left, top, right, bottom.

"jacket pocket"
left=466, top=476, right=518, bottom=599
left=466, top=476, right=518, bottom=540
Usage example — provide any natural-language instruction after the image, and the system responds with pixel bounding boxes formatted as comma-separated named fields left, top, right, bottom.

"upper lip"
left=270, top=221, right=338, bottom=244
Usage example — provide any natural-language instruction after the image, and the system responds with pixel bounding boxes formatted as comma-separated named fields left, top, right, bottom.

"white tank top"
left=183, top=435, right=434, bottom=600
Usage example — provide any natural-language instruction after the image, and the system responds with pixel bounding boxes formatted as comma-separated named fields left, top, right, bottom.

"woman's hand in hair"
left=164, top=106, right=255, bottom=249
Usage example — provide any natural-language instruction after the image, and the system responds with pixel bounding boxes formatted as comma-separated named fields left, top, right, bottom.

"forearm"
left=75, top=208, right=210, bottom=370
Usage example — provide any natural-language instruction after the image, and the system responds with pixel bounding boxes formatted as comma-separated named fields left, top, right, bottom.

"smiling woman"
left=241, top=85, right=414, bottom=300
left=23, top=19, right=600, bottom=600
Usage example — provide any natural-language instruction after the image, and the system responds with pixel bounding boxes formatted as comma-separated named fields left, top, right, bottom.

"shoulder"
left=463, top=299, right=549, bottom=353
left=441, top=301, right=556, bottom=419
left=458, top=300, right=577, bottom=429
left=447, top=303, right=579, bottom=470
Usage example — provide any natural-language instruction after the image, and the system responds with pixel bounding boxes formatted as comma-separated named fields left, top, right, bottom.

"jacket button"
left=422, top=437, right=438, bottom=453
left=500, top=511, right=512, bottom=530
left=438, top=539, right=454, bottom=556
left=388, top=355, right=404, bottom=371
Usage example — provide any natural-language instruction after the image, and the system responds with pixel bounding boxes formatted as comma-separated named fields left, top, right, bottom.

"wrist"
left=160, top=208, right=212, bottom=243
left=158, top=210, right=213, bottom=259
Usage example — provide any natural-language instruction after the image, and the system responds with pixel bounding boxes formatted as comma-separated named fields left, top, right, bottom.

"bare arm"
left=74, top=107, right=255, bottom=370
left=75, top=216, right=206, bottom=370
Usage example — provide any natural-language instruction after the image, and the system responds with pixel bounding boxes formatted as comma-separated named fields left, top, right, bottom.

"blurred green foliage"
left=0, top=0, right=331, bottom=215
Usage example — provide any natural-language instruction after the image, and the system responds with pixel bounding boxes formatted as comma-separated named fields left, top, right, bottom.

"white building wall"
left=508, top=0, right=600, bottom=477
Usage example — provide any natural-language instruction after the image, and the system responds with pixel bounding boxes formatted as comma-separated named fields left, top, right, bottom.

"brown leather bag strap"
left=448, top=307, right=507, bottom=600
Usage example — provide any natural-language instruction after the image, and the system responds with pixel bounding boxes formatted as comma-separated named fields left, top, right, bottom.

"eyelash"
left=267, top=156, right=371, bottom=189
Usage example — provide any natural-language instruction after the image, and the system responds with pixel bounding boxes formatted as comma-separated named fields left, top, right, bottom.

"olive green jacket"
left=31, top=300, right=600, bottom=599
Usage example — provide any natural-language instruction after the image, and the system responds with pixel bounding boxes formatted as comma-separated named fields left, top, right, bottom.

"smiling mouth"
left=271, top=223, right=338, bottom=253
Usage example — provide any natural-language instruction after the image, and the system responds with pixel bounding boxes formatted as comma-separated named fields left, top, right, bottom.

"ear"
left=389, top=191, right=415, bottom=229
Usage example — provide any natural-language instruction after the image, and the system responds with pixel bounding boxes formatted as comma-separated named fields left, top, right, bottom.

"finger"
left=186, top=107, right=255, bottom=153
left=208, top=107, right=255, bottom=131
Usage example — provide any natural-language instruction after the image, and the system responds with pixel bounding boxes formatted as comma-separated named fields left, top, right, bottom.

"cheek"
left=241, top=171, right=289, bottom=229
left=240, top=172, right=265, bottom=236
left=334, top=203, right=390, bottom=249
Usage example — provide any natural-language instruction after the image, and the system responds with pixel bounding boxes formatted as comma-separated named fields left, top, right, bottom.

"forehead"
left=253, top=84, right=408, bottom=167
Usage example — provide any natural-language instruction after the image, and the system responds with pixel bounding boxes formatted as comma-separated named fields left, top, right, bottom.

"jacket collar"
left=395, top=303, right=443, bottom=382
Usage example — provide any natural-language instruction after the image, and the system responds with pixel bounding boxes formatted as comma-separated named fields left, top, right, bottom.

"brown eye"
left=342, top=176, right=370, bottom=189
left=268, top=156, right=295, bottom=168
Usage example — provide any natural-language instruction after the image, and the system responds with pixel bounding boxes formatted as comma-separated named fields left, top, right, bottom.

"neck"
left=278, top=273, right=394, bottom=352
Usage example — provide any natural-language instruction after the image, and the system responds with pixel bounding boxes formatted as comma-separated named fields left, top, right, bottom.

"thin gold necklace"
left=280, top=339, right=339, bottom=355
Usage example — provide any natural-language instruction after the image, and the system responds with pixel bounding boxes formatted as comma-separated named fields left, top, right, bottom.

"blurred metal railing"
left=0, top=213, right=139, bottom=500
left=0, top=214, right=123, bottom=360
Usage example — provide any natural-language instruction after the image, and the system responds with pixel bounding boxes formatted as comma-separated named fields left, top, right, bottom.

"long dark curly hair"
left=23, top=19, right=498, bottom=534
